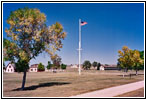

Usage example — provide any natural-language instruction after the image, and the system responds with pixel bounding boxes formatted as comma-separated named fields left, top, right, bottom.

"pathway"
left=71, top=80, right=144, bottom=97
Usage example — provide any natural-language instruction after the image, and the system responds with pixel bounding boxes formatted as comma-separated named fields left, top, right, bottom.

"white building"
left=5, top=63, right=15, bottom=73
left=29, top=64, right=38, bottom=72
left=71, top=64, right=78, bottom=68
left=99, top=65, right=118, bottom=70
left=100, top=66, right=105, bottom=70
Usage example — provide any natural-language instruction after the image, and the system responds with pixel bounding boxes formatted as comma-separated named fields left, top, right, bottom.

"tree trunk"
left=136, top=70, right=138, bottom=75
left=129, top=73, right=131, bottom=79
left=21, top=70, right=27, bottom=90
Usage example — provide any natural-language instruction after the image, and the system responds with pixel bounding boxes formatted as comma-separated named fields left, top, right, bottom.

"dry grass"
left=116, top=88, right=144, bottom=97
left=3, top=68, right=144, bottom=97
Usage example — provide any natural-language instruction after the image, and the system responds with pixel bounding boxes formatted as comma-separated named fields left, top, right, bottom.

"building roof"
left=6, top=63, right=16, bottom=68
left=30, top=64, right=38, bottom=68
left=101, top=65, right=117, bottom=68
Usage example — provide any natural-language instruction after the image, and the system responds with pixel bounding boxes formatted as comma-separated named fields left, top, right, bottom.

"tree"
left=139, top=51, right=144, bottom=70
left=3, top=39, right=17, bottom=63
left=118, top=46, right=143, bottom=76
left=38, top=63, right=45, bottom=71
left=140, top=51, right=144, bottom=59
left=51, top=56, right=62, bottom=73
left=97, top=62, right=101, bottom=70
left=53, top=57, right=62, bottom=69
left=47, top=61, right=52, bottom=69
left=61, top=63, right=67, bottom=70
left=83, top=60, right=91, bottom=70
left=92, top=61, right=97, bottom=69
left=4, top=7, right=66, bottom=90
left=132, top=50, right=144, bottom=75
left=118, top=46, right=133, bottom=73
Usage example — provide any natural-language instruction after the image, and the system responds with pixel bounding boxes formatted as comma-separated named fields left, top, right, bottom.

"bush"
left=38, top=63, right=45, bottom=71
left=61, top=64, right=67, bottom=69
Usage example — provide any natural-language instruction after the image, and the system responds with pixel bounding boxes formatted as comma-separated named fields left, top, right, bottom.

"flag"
left=81, top=21, right=87, bottom=26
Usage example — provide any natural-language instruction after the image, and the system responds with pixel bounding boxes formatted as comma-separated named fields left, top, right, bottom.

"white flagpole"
left=79, top=19, right=81, bottom=75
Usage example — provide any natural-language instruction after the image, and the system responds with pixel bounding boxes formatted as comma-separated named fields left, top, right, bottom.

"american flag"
left=81, top=21, right=87, bottom=26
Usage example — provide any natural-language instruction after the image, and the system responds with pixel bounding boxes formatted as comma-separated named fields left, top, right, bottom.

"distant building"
left=29, top=64, right=38, bottom=72
left=100, top=65, right=105, bottom=70
left=5, top=63, right=15, bottom=73
left=71, top=64, right=78, bottom=68
left=100, top=64, right=119, bottom=70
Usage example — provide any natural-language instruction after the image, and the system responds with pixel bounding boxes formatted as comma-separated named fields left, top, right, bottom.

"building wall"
left=5, top=64, right=15, bottom=73
left=100, top=66, right=105, bottom=70
left=71, top=65, right=78, bottom=68
left=29, top=68, right=38, bottom=72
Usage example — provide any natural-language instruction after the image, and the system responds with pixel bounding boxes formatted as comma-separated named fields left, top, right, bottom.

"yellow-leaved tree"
left=4, top=7, right=66, bottom=90
left=118, top=46, right=143, bottom=77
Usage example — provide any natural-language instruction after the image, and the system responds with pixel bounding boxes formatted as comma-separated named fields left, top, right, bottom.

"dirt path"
left=71, top=80, right=144, bottom=97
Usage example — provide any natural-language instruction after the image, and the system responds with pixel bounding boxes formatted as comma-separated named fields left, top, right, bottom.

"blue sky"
left=3, top=3, right=144, bottom=66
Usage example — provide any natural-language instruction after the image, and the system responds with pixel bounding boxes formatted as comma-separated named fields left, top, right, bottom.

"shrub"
left=61, top=64, right=67, bottom=69
left=38, top=63, right=45, bottom=71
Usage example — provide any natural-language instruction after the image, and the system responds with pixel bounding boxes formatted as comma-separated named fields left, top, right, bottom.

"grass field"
left=3, top=68, right=144, bottom=97
left=116, top=88, right=144, bottom=97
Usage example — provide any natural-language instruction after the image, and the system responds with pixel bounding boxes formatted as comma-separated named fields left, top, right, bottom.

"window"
left=31, top=69, right=33, bottom=71
left=11, top=69, right=12, bottom=72
left=9, top=66, right=11, bottom=68
left=8, top=69, right=9, bottom=72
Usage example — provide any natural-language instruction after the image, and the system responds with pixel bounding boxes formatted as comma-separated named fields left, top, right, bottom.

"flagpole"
left=79, top=19, right=81, bottom=75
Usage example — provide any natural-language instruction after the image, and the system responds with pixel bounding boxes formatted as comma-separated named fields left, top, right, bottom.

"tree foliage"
left=38, top=63, right=45, bottom=71
left=52, top=57, right=62, bottom=69
left=83, top=60, right=91, bottom=70
left=139, top=51, right=144, bottom=70
left=47, top=61, right=52, bottom=69
left=5, top=8, right=66, bottom=63
left=132, top=50, right=144, bottom=74
left=61, top=63, right=67, bottom=69
left=97, top=62, right=101, bottom=70
left=92, top=61, right=97, bottom=68
left=15, top=59, right=29, bottom=72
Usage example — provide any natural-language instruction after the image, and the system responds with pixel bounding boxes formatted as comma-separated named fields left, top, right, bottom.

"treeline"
left=38, top=61, right=67, bottom=71
left=82, top=61, right=101, bottom=70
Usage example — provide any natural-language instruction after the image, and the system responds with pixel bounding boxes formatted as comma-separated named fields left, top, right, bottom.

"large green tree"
left=4, top=7, right=66, bottom=90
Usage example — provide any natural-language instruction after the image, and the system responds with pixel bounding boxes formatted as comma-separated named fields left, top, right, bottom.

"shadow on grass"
left=12, top=82, right=70, bottom=91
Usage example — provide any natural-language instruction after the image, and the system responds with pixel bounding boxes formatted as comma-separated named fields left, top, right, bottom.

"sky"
left=3, top=3, right=144, bottom=66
